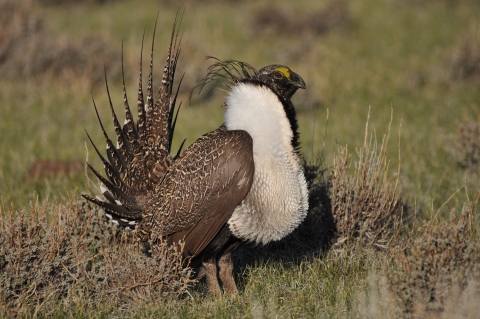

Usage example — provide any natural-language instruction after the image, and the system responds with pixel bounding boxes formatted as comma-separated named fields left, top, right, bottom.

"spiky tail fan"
left=82, top=16, right=185, bottom=231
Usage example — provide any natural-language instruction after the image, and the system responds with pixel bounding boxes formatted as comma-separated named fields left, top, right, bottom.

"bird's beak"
left=291, top=71, right=306, bottom=89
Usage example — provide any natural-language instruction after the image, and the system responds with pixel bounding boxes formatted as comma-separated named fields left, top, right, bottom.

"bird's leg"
left=202, top=257, right=221, bottom=297
left=195, top=265, right=206, bottom=279
left=218, top=250, right=238, bottom=295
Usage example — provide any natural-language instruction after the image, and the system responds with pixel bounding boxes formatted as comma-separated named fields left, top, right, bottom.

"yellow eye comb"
left=275, top=67, right=290, bottom=78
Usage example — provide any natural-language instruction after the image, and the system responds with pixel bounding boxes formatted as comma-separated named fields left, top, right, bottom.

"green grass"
left=128, top=248, right=377, bottom=319
left=1, top=0, right=480, bottom=317
left=2, top=0, right=479, bottom=212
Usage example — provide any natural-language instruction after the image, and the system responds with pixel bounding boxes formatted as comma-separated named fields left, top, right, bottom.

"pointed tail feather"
left=83, top=16, right=184, bottom=231
left=91, top=98, right=128, bottom=175
left=146, top=13, right=183, bottom=158
left=121, top=40, right=140, bottom=150
left=82, top=192, right=141, bottom=231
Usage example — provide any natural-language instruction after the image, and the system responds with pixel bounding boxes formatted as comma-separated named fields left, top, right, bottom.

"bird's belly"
left=227, top=153, right=308, bottom=245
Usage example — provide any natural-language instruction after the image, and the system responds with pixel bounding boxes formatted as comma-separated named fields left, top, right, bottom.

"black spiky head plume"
left=193, top=58, right=306, bottom=103
left=191, top=58, right=258, bottom=100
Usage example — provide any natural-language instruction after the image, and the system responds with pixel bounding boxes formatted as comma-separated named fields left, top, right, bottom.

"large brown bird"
left=83, top=17, right=308, bottom=296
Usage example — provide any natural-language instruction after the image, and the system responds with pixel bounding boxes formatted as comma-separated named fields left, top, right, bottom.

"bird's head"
left=255, top=65, right=306, bottom=100
left=193, top=59, right=306, bottom=102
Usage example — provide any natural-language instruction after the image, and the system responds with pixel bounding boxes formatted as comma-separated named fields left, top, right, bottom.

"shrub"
left=452, top=37, right=480, bottom=82
left=39, top=0, right=114, bottom=5
left=0, top=198, right=195, bottom=316
left=23, top=160, right=84, bottom=181
left=329, top=119, right=407, bottom=248
left=450, top=119, right=480, bottom=170
left=386, top=201, right=480, bottom=317
left=253, top=0, right=350, bottom=36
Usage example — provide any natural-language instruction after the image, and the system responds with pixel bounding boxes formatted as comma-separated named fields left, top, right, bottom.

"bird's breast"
left=227, top=149, right=308, bottom=245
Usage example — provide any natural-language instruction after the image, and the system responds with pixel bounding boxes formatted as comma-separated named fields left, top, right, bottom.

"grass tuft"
left=386, top=198, right=480, bottom=318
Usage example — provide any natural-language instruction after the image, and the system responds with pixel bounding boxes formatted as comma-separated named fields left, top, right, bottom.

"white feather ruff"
left=225, top=83, right=308, bottom=245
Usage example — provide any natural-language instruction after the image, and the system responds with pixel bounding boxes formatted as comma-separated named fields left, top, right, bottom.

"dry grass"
left=0, top=198, right=195, bottom=317
left=329, top=113, right=408, bottom=249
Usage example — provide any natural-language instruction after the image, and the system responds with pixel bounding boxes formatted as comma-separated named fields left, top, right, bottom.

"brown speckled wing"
left=141, top=127, right=254, bottom=258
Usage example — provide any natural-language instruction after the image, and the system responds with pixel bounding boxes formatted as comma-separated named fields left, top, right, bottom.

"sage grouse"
left=82, top=19, right=308, bottom=296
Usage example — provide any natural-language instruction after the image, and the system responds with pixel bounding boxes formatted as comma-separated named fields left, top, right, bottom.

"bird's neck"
left=224, top=83, right=296, bottom=158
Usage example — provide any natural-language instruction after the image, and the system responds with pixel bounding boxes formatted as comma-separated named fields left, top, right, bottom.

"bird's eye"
left=274, top=71, right=283, bottom=79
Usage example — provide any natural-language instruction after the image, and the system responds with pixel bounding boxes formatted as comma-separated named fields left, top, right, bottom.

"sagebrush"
left=452, top=37, right=480, bottom=82
left=329, top=118, right=407, bottom=249
left=253, top=0, right=350, bottom=36
left=450, top=119, right=480, bottom=170
left=0, top=199, right=195, bottom=317
left=386, top=200, right=480, bottom=318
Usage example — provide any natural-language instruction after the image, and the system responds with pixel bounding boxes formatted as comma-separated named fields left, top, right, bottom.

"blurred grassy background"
left=1, top=0, right=479, bottom=216
left=1, top=1, right=480, bottom=317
